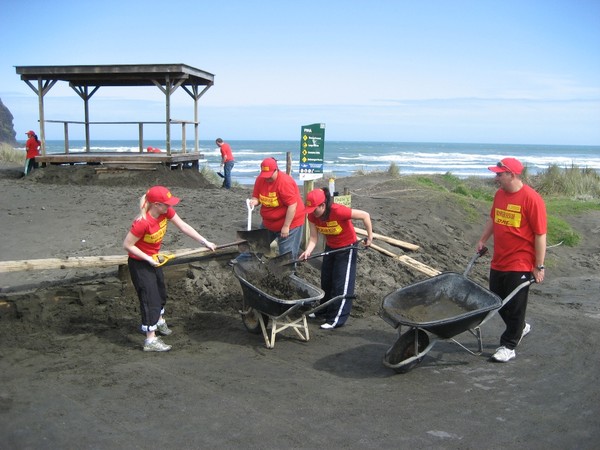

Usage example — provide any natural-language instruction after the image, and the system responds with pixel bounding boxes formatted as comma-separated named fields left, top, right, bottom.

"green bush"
left=0, top=143, right=25, bottom=164
left=534, top=163, right=600, bottom=198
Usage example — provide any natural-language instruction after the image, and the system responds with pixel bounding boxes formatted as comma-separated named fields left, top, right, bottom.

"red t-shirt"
left=220, top=143, right=234, bottom=162
left=308, top=203, right=357, bottom=248
left=490, top=184, right=547, bottom=272
left=252, top=172, right=305, bottom=232
left=128, top=207, right=176, bottom=259
left=25, top=137, right=40, bottom=159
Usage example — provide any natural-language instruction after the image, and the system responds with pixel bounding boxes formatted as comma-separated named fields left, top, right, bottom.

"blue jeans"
left=222, top=160, right=234, bottom=189
left=265, top=224, right=304, bottom=260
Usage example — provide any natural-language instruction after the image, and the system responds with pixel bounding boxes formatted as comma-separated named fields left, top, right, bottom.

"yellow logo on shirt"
left=259, top=192, right=280, bottom=208
left=494, top=207, right=522, bottom=228
left=143, top=218, right=168, bottom=243
left=316, top=221, right=343, bottom=235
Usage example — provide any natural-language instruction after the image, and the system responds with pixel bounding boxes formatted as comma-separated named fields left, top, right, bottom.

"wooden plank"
left=0, top=255, right=128, bottom=272
left=0, top=246, right=234, bottom=273
left=368, top=243, right=440, bottom=277
left=355, top=228, right=420, bottom=251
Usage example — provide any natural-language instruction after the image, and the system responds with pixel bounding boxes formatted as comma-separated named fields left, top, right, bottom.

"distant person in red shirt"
left=216, top=138, right=235, bottom=189
left=248, top=157, right=305, bottom=259
left=123, top=185, right=217, bottom=352
left=301, top=187, right=373, bottom=329
left=477, top=157, right=547, bottom=363
left=24, top=130, right=40, bottom=175
left=146, top=146, right=162, bottom=153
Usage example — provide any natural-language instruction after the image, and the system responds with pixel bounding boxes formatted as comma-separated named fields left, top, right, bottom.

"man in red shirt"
left=216, top=138, right=235, bottom=189
left=477, top=157, right=547, bottom=362
left=248, top=157, right=305, bottom=259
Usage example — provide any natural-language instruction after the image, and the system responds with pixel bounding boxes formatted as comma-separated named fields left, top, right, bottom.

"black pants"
left=320, top=246, right=358, bottom=327
left=128, top=257, right=167, bottom=331
left=489, top=269, right=531, bottom=349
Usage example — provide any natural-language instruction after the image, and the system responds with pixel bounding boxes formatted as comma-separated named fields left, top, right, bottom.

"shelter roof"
left=15, top=63, right=214, bottom=87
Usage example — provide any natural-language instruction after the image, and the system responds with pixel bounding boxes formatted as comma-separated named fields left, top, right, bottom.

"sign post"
left=299, top=123, right=325, bottom=248
left=299, top=123, right=325, bottom=181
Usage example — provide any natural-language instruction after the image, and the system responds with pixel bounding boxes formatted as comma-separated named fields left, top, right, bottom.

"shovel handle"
left=292, top=239, right=367, bottom=265
left=246, top=199, right=254, bottom=231
left=152, top=240, right=246, bottom=267
left=152, top=253, right=176, bottom=267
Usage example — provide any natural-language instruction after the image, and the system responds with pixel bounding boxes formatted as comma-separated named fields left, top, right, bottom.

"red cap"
left=258, top=157, right=278, bottom=178
left=488, top=157, right=524, bottom=175
left=26, top=130, right=35, bottom=136
left=305, top=189, right=326, bottom=214
left=146, top=186, right=180, bottom=206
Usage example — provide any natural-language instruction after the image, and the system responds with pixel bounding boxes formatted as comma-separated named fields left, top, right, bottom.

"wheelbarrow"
left=232, top=255, right=352, bottom=348
left=380, top=248, right=535, bottom=373
left=233, top=256, right=324, bottom=348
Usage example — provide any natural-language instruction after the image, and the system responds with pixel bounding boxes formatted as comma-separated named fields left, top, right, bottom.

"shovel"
left=235, top=229, right=271, bottom=254
left=152, top=240, right=248, bottom=267
left=153, top=231, right=271, bottom=267
left=267, top=240, right=366, bottom=276
left=233, top=199, right=272, bottom=256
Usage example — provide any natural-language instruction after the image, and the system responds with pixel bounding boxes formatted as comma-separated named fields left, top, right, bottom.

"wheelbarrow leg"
left=257, top=314, right=274, bottom=349
left=268, top=315, right=310, bottom=348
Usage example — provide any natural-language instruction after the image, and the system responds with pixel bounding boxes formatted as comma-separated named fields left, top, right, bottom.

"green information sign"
left=299, top=123, right=325, bottom=181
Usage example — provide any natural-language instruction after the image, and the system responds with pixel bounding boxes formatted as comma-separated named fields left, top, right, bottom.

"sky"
left=1, top=0, right=599, bottom=145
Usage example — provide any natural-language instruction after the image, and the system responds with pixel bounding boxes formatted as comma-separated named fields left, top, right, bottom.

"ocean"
left=37, top=139, right=600, bottom=186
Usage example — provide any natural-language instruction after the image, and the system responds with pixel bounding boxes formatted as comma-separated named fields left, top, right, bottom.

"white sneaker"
left=516, top=323, right=531, bottom=345
left=491, top=346, right=515, bottom=362
left=157, top=321, right=173, bottom=336
left=308, top=313, right=317, bottom=319
left=320, top=323, right=335, bottom=330
left=143, top=337, right=172, bottom=352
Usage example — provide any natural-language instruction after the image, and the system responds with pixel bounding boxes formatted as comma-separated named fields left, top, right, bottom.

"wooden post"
left=302, top=180, right=314, bottom=249
left=138, top=123, right=144, bottom=152
left=286, top=152, right=292, bottom=175
left=64, top=122, right=70, bottom=154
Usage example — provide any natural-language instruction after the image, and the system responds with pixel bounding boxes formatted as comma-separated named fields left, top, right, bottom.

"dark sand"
left=1, top=163, right=599, bottom=448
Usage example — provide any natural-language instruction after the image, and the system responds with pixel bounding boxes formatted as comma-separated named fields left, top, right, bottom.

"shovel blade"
left=236, top=229, right=272, bottom=254
left=265, top=251, right=296, bottom=277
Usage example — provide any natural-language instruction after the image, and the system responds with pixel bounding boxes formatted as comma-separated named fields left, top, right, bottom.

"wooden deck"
left=36, top=152, right=204, bottom=171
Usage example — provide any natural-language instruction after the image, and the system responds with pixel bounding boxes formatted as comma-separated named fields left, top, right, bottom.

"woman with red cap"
left=248, top=157, right=305, bottom=259
left=24, top=130, right=40, bottom=175
left=301, top=187, right=373, bottom=329
left=123, top=185, right=217, bottom=352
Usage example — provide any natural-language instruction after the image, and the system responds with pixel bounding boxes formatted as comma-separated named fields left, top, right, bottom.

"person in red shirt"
left=300, top=187, right=373, bottom=329
left=123, top=185, right=217, bottom=352
left=146, top=146, right=162, bottom=153
left=248, top=157, right=305, bottom=259
left=216, top=138, right=235, bottom=189
left=24, top=130, right=40, bottom=175
left=477, top=157, right=547, bottom=362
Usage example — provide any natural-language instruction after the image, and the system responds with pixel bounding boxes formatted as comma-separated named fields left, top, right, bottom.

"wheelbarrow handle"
left=500, top=277, right=536, bottom=308
left=463, top=246, right=488, bottom=277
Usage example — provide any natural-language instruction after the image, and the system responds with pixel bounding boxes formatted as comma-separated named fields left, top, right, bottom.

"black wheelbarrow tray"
left=380, top=250, right=534, bottom=373
left=233, top=257, right=325, bottom=348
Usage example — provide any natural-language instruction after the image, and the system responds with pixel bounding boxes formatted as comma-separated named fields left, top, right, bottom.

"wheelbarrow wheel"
left=241, top=307, right=269, bottom=334
left=386, top=329, right=430, bottom=373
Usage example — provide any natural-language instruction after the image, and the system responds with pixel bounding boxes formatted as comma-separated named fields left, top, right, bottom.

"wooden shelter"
left=15, top=63, right=214, bottom=169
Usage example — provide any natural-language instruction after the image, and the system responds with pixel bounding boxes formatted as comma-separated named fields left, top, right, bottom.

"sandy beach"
left=1, top=163, right=599, bottom=448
